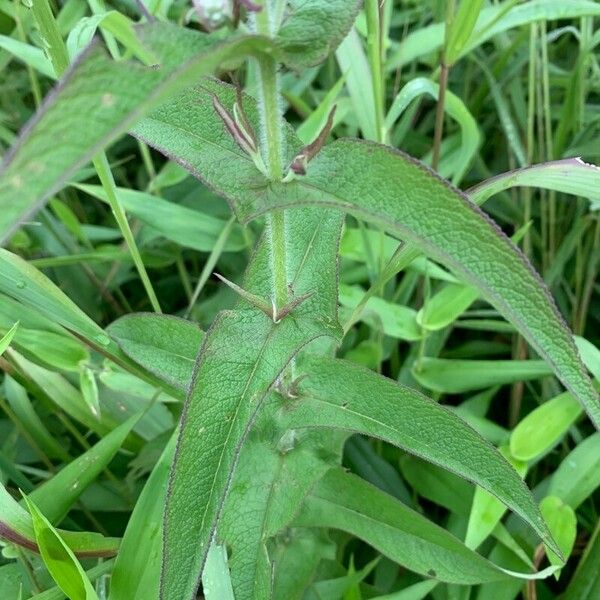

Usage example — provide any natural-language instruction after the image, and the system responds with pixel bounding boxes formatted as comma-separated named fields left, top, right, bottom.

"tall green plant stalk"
left=432, top=0, right=455, bottom=171
left=255, top=1, right=288, bottom=309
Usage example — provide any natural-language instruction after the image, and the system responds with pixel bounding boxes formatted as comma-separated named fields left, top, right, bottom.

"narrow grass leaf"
left=0, top=320, right=18, bottom=355
left=22, top=495, right=99, bottom=600
left=109, top=434, right=176, bottom=600
left=412, top=358, right=552, bottom=393
left=468, top=158, right=600, bottom=205
left=26, top=414, right=140, bottom=524
left=75, top=184, right=247, bottom=252
left=387, top=0, right=600, bottom=70
left=548, top=433, right=600, bottom=509
left=0, top=482, right=119, bottom=558
left=0, top=249, right=109, bottom=346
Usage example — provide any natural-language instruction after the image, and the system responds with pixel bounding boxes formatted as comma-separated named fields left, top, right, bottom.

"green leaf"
left=539, top=496, right=576, bottom=573
left=288, top=354, right=559, bottom=555
left=468, top=158, right=600, bottom=205
left=548, top=433, right=600, bottom=509
left=339, top=284, right=421, bottom=341
left=400, top=455, right=472, bottom=515
left=26, top=414, right=140, bottom=524
left=134, top=86, right=598, bottom=424
left=417, top=283, right=478, bottom=331
left=161, top=208, right=343, bottom=600
left=0, top=249, right=109, bottom=347
left=202, top=543, right=235, bottom=600
left=510, top=391, right=583, bottom=462
left=0, top=35, right=55, bottom=78
left=12, top=327, right=88, bottom=372
left=219, top=139, right=598, bottom=428
left=4, top=375, right=71, bottom=461
left=276, top=0, right=362, bottom=68
left=387, top=0, right=600, bottom=70
left=445, top=0, right=485, bottom=65
left=75, top=184, right=247, bottom=252
left=218, top=403, right=343, bottom=599
left=31, top=561, right=115, bottom=600
left=412, top=358, right=552, bottom=394
left=335, top=27, right=377, bottom=141
left=0, top=481, right=119, bottom=558
left=465, top=447, right=527, bottom=550
left=0, top=320, right=18, bottom=355
left=79, top=363, right=100, bottom=418
left=297, top=73, right=346, bottom=144
left=562, top=522, right=600, bottom=599
left=9, top=350, right=124, bottom=438
left=109, top=434, right=176, bottom=600
left=295, top=469, right=556, bottom=583
left=385, top=77, right=480, bottom=184
left=0, top=22, right=271, bottom=243
left=107, top=313, right=204, bottom=391
left=22, top=495, right=99, bottom=600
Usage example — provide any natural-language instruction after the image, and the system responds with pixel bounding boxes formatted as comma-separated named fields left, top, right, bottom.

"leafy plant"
left=0, top=1, right=598, bottom=599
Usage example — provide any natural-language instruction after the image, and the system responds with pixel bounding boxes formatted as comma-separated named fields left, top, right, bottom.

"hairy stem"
left=255, top=2, right=288, bottom=308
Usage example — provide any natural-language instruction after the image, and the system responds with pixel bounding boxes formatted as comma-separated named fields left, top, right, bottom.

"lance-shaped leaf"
left=109, top=433, right=176, bottom=600
left=239, top=141, right=599, bottom=429
left=468, top=158, right=600, bottom=205
left=0, top=21, right=271, bottom=244
left=0, top=249, right=109, bottom=346
left=162, top=207, right=343, bottom=600
left=0, top=482, right=119, bottom=557
left=23, top=496, right=99, bottom=600
left=286, top=355, right=559, bottom=556
left=275, top=0, right=362, bottom=68
left=25, top=414, right=140, bottom=524
left=133, top=88, right=598, bottom=428
left=294, top=469, right=558, bottom=584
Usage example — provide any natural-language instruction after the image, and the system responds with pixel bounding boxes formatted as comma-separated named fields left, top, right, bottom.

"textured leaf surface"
left=135, top=91, right=598, bottom=427
left=162, top=208, right=342, bottom=600
left=276, top=0, right=362, bottom=68
left=240, top=141, right=598, bottom=428
left=287, top=355, right=558, bottom=554
left=295, top=469, right=550, bottom=584
left=108, top=313, right=204, bottom=391
left=218, top=399, right=344, bottom=599
left=0, top=22, right=270, bottom=243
